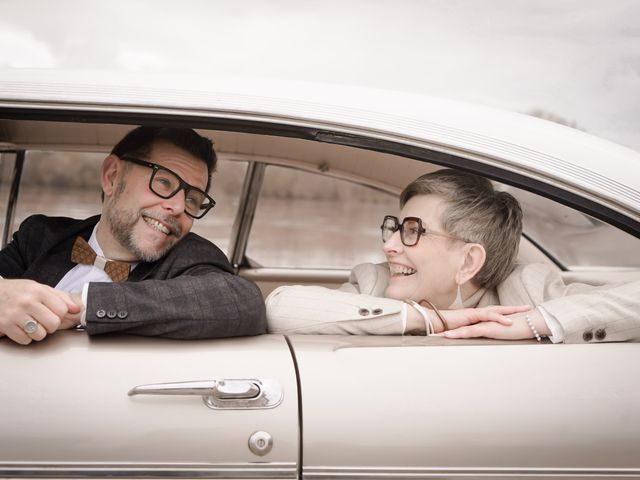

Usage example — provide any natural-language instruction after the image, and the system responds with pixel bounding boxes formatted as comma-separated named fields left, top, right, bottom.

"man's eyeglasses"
left=121, top=156, right=215, bottom=219
left=380, top=215, right=465, bottom=247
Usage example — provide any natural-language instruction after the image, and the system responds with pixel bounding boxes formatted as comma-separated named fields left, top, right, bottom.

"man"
left=0, top=126, right=266, bottom=345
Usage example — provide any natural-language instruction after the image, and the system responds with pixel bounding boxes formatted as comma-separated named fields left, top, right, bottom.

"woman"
left=266, top=169, right=640, bottom=343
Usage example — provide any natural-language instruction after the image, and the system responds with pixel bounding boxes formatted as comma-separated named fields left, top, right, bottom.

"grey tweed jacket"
left=0, top=214, right=266, bottom=339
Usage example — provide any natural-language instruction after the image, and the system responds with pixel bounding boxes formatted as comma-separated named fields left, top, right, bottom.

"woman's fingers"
left=487, top=304, right=532, bottom=314
left=468, top=310, right=512, bottom=326
left=471, top=305, right=532, bottom=326
left=445, top=323, right=498, bottom=339
left=441, top=304, right=533, bottom=331
left=444, top=315, right=538, bottom=340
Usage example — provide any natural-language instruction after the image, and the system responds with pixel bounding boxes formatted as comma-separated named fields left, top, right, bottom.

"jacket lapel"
left=23, top=216, right=99, bottom=287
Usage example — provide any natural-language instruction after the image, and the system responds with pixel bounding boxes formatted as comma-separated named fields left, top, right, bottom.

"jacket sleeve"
left=266, top=263, right=405, bottom=335
left=496, top=263, right=640, bottom=343
left=84, top=235, right=266, bottom=339
left=0, top=215, right=44, bottom=278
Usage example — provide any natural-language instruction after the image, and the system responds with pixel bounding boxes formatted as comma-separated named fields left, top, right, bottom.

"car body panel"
left=289, top=335, right=640, bottom=478
left=1, top=68, right=640, bottom=480
left=0, top=333, right=298, bottom=478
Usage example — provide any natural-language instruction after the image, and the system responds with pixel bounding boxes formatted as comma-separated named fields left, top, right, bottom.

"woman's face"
left=383, top=194, right=465, bottom=308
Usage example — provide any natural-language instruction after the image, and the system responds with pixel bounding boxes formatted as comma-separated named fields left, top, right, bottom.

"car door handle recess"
left=128, top=379, right=283, bottom=410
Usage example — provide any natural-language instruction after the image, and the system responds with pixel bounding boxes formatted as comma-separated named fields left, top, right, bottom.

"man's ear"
left=101, top=154, right=121, bottom=198
left=457, top=243, right=486, bottom=285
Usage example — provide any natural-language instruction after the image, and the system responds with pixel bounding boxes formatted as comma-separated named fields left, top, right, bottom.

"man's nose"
left=160, top=189, right=186, bottom=215
left=382, top=230, right=404, bottom=255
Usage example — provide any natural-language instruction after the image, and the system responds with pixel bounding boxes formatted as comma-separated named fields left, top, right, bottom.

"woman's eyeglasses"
left=380, top=215, right=465, bottom=246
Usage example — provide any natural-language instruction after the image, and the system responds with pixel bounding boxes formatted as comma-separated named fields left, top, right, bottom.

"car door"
left=0, top=332, right=298, bottom=480
left=291, top=335, right=640, bottom=479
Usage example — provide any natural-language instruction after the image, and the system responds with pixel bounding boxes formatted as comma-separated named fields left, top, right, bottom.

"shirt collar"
left=89, top=222, right=138, bottom=269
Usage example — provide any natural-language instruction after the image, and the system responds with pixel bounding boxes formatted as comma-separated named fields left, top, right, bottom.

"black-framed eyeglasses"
left=121, top=156, right=215, bottom=219
left=380, top=215, right=465, bottom=247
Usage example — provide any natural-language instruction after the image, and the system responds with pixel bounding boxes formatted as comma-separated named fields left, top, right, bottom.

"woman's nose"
left=382, top=230, right=404, bottom=255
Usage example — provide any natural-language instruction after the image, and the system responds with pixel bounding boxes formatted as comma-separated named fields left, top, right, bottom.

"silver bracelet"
left=405, top=299, right=435, bottom=336
left=525, top=314, right=541, bottom=342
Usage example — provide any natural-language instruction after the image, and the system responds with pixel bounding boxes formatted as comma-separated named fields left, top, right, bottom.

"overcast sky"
left=1, top=0, right=639, bottom=151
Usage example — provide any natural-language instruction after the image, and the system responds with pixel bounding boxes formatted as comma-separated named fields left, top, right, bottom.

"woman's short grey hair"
left=400, top=169, right=522, bottom=289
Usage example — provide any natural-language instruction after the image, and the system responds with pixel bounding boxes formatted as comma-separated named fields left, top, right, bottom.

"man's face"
left=103, top=141, right=208, bottom=262
left=383, top=194, right=464, bottom=308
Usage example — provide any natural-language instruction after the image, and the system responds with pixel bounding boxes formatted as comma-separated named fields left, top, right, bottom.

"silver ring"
left=23, top=319, right=39, bottom=334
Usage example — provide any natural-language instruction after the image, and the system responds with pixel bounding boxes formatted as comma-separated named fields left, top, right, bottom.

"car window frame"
left=1, top=111, right=639, bottom=272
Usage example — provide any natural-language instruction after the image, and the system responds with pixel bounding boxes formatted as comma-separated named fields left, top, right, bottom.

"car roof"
left=1, top=68, right=639, bottom=222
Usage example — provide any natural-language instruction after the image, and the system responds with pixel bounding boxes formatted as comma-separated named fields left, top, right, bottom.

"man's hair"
left=111, top=126, right=216, bottom=191
left=400, top=169, right=523, bottom=290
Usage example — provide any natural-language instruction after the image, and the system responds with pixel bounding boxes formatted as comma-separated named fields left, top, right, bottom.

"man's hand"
left=443, top=307, right=550, bottom=340
left=60, top=292, right=83, bottom=330
left=0, top=279, right=81, bottom=345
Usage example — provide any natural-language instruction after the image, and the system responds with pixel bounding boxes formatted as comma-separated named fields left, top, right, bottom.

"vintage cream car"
left=1, top=69, right=640, bottom=479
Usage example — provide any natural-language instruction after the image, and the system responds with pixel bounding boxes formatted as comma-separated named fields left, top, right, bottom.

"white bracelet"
left=405, top=299, right=435, bottom=336
left=525, top=314, right=542, bottom=342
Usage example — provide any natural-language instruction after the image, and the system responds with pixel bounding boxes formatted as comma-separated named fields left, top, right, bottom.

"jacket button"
left=372, top=308, right=383, bottom=315
left=106, top=310, right=117, bottom=319
left=117, top=310, right=128, bottom=319
left=595, top=328, right=607, bottom=340
left=582, top=330, right=594, bottom=342
left=96, top=309, right=106, bottom=319
left=358, top=308, right=370, bottom=316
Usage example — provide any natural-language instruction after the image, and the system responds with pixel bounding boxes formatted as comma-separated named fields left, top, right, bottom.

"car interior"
left=2, top=119, right=640, bottom=300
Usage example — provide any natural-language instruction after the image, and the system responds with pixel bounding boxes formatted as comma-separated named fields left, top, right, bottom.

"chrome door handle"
left=128, top=379, right=283, bottom=410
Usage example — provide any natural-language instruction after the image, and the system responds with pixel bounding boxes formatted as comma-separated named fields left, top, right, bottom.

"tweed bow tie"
left=70, top=236, right=130, bottom=282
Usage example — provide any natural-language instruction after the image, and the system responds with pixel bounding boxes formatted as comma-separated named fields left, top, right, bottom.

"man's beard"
left=106, top=191, right=183, bottom=263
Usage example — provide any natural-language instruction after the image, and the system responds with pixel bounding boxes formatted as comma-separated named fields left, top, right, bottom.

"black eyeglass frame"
left=120, top=155, right=215, bottom=219
left=380, top=215, right=466, bottom=247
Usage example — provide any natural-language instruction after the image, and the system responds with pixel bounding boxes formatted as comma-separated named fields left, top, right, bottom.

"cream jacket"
left=266, top=262, right=640, bottom=343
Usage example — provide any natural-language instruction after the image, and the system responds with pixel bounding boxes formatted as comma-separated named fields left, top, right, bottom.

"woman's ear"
left=101, top=154, right=120, bottom=198
left=457, top=243, right=486, bottom=285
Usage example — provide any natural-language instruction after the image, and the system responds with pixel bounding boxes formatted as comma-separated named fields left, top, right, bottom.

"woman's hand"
left=432, top=304, right=531, bottom=333
left=443, top=307, right=550, bottom=340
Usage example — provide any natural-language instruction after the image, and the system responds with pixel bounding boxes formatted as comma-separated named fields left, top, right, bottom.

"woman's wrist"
left=515, top=308, right=550, bottom=340
left=530, top=308, right=551, bottom=336
left=428, top=309, right=446, bottom=333
left=404, top=300, right=439, bottom=335
left=418, top=298, right=449, bottom=332
left=405, top=305, right=426, bottom=334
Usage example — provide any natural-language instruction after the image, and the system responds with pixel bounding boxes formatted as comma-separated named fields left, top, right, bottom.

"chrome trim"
left=303, top=466, right=640, bottom=478
left=0, top=463, right=296, bottom=479
left=204, top=379, right=283, bottom=410
left=240, top=267, right=350, bottom=284
left=128, top=379, right=283, bottom=410
left=1, top=149, right=24, bottom=248
left=228, top=161, right=266, bottom=270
